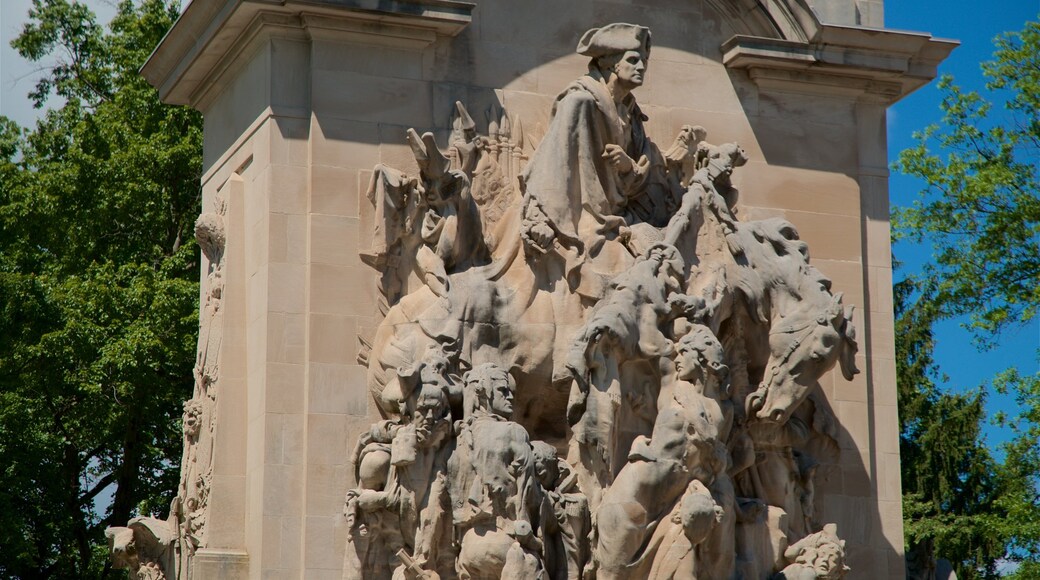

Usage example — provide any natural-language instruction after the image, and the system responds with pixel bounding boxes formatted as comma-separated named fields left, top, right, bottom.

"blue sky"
left=885, top=1, right=1040, bottom=448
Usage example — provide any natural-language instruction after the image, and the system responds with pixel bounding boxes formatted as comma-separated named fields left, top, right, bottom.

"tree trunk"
left=109, top=409, right=143, bottom=529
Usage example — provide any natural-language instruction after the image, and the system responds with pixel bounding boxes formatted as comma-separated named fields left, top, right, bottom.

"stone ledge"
left=142, top=0, right=474, bottom=107
left=722, top=25, right=959, bottom=102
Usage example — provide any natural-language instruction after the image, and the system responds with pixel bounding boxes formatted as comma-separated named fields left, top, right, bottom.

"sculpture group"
left=348, top=23, right=856, bottom=580
left=105, top=21, right=859, bottom=580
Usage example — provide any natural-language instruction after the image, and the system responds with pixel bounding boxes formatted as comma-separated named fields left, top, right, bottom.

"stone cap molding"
left=722, top=24, right=959, bottom=103
left=141, top=0, right=475, bottom=107
left=142, top=0, right=954, bottom=109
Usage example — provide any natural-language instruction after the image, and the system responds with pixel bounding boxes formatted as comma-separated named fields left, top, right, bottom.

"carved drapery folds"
left=347, top=23, right=856, bottom=580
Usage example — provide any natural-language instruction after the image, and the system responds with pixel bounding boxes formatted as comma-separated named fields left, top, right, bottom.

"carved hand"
left=522, top=218, right=556, bottom=254
left=668, top=293, right=708, bottom=321
left=603, top=144, right=636, bottom=174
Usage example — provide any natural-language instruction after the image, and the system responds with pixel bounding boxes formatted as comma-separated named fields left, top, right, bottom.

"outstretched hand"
left=669, top=293, right=709, bottom=321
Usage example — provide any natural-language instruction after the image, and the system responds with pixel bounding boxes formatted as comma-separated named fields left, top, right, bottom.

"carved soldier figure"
left=520, top=23, right=695, bottom=302
left=531, top=441, right=590, bottom=580
left=344, top=360, right=456, bottom=580
left=449, top=363, right=545, bottom=580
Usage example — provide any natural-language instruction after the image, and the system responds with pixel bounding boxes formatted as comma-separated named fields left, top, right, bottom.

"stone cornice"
left=722, top=24, right=959, bottom=103
left=141, top=0, right=474, bottom=107
left=707, top=0, right=820, bottom=43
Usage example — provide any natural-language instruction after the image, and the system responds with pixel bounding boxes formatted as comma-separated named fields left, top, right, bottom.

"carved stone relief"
left=109, top=17, right=865, bottom=580
left=106, top=517, right=178, bottom=580
left=345, top=23, right=856, bottom=580
left=107, top=195, right=228, bottom=580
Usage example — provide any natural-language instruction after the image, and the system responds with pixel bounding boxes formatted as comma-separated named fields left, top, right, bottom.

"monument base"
left=192, top=549, right=249, bottom=580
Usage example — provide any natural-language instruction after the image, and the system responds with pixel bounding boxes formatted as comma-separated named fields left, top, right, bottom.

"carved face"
left=488, top=370, right=515, bottom=418
left=676, top=333, right=723, bottom=381
left=674, top=340, right=701, bottom=382
left=412, top=387, right=448, bottom=445
left=613, top=49, right=647, bottom=87
left=531, top=441, right=560, bottom=489
left=812, top=544, right=845, bottom=579
left=462, top=363, right=517, bottom=419
left=419, top=351, right=452, bottom=391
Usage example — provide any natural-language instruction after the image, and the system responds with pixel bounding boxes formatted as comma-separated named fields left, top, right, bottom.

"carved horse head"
left=746, top=293, right=858, bottom=424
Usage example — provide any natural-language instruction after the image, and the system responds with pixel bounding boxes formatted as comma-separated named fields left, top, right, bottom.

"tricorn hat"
left=576, top=23, right=651, bottom=57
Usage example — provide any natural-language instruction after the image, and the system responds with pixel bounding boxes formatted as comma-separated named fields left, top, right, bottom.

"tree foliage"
left=895, top=19, right=1040, bottom=580
left=895, top=277, right=1017, bottom=578
left=896, top=22, right=1040, bottom=336
left=0, top=1, right=201, bottom=576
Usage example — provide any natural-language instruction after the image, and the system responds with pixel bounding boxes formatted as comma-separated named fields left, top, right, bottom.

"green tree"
left=0, top=0, right=202, bottom=576
left=895, top=276, right=1013, bottom=578
left=895, top=19, right=1040, bottom=579
left=897, top=22, right=1040, bottom=335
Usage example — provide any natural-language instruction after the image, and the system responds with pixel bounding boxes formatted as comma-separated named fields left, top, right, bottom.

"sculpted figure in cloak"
left=359, top=24, right=701, bottom=441
left=520, top=24, right=686, bottom=291
left=340, top=21, right=862, bottom=580
left=519, top=24, right=701, bottom=396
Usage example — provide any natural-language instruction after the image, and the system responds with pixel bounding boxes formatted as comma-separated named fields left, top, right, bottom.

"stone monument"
left=109, top=0, right=955, bottom=578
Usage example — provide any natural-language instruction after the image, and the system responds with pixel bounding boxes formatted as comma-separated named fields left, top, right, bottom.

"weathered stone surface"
left=341, top=23, right=859, bottom=579
left=112, top=1, right=958, bottom=578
